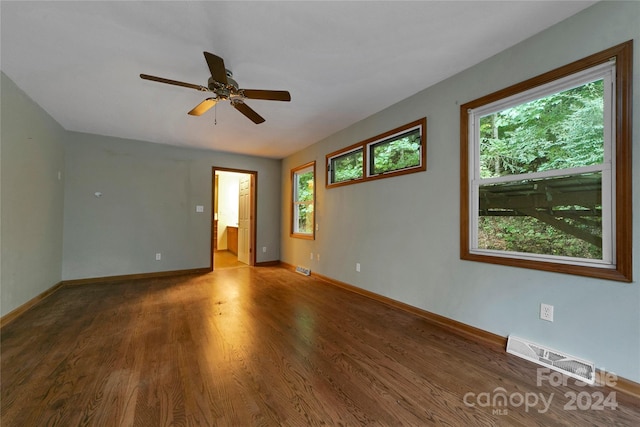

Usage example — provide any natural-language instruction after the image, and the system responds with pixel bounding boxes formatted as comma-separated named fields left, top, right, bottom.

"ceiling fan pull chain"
left=214, top=104, right=217, bottom=125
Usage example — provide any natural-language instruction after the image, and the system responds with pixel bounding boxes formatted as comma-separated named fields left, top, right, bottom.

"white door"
left=238, top=175, right=251, bottom=264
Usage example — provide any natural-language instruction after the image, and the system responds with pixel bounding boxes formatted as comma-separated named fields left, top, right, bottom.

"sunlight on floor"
left=214, top=250, right=247, bottom=270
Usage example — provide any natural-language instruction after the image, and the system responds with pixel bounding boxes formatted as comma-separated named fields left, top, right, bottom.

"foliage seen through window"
left=292, top=163, right=315, bottom=238
left=330, top=149, right=363, bottom=184
left=326, top=118, right=426, bottom=187
left=370, top=129, right=421, bottom=175
left=477, top=78, right=606, bottom=259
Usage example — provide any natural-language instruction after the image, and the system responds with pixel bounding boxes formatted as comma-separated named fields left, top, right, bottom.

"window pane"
left=330, top=148, right=363, bottom=183
left=479, top=80, right=604, bottom=179
left=477, top=172, right=602, bottom=259
left=295, top=170, right=314, bottom=202
left=370, top=129, right=421, bottom=175
left=295, top=202, right=314, bottom=234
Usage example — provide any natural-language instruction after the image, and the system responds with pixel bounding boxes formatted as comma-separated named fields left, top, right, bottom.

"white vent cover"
left=507, top=335, right=595, bottom=384
left=295, top=266, right=311, bottom=276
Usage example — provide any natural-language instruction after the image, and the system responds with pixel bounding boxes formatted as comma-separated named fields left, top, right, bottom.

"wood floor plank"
left=2, top=266, right=639, bottom=426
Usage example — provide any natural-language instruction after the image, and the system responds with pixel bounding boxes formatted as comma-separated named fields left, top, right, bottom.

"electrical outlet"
left=262, top=246, right=267, bottom=253
left=310, top=252, right=314, bottom=260
left=316, top=253, right=320, bottom=261
left=540, top=303, right=554, bottom=322
left=356, top=263, right=361, bottom=272
left=155, top=253, right=162, bottom=261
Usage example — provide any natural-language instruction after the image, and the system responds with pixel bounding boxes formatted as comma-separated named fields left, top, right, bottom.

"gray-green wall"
left=1, top=72, right=281, bottom=316
left=1, top=72, right=66, bottom=315
left=62, top=132, right=281, bottom=280
left=281, top=1, right=640, bottom=382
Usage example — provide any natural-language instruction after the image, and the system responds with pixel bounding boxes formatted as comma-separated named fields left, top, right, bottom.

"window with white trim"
left=291, top=162, right=315, bottom=239
left=460, top=41, right=632, bottom=281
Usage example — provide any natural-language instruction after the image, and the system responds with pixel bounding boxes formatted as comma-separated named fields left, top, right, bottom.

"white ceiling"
left=1, top=1, right=596, bottom=159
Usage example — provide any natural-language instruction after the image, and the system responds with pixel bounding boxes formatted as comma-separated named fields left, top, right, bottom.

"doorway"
left=212, top=167, right=257, bottom=270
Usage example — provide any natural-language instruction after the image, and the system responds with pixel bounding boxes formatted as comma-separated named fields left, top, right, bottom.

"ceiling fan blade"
left=242, top=89, right=291, bottom=102
left=140, top=74, right=208, bottom=92
left=188, top=98, right=217, bottom=116
left=232, top=101, right=265, bottom=124
left=204, top=52, right=228, bottom=85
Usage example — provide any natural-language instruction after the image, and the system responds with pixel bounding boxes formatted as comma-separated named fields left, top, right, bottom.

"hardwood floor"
left=214, top=250, right=246, bottom=270
left=2, top=266, right=639, bottom=426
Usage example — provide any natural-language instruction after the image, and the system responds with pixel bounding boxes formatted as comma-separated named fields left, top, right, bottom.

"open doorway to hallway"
left=212, top=168, right=256, bottom=270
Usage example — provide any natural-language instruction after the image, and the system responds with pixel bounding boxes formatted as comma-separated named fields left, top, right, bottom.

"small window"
left=329, top=147, right=363, bottom=184
left=460, top=41, right=632, bottom=281
left=291, top=161, right=315, bottom=239
left=327, top=118, right=426, bottom=187
left=368, top=127, right=422, bottom=175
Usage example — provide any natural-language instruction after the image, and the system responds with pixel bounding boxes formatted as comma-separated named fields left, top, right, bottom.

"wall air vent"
left=506, top=335, right=595, bottom=384
left=295, top=266, right=311, bottom=276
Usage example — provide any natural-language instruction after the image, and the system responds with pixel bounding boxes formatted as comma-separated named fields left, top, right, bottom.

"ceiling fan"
left=140, top=52, right=291, bottom=124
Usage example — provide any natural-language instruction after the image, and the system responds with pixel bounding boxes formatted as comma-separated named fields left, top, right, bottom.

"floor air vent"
left=295, top=266, right=311, bottom=276
left=507, top=335, right=595, bottom=384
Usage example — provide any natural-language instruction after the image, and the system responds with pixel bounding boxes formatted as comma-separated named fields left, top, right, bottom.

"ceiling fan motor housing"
left=207, top=74, right=239, bottom=100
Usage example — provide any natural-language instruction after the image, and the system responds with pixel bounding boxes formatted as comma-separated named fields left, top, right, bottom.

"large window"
left=326, top=118, right=426, bottom=188
left=460, top=41, right=632, bottom=281
left=291, top=161, right=315, bottom=239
